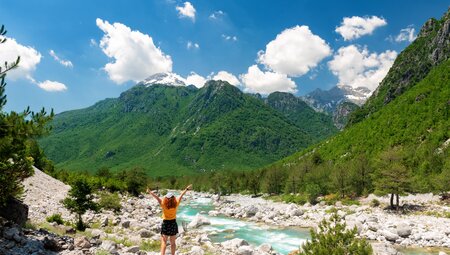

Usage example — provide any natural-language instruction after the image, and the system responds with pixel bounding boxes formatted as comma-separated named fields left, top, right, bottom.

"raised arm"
left=178, top=184, right=192, bottom=202
left=147, top=188, right=162, bottom=205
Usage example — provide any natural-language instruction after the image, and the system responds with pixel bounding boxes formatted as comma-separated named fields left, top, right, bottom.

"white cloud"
left=257, top=25, right=331, bottom=77
left=0, top=37, right=41, bottom=80
left=328, top=45, right=397, bottom=91
left=211, top=71, right=240, bottom=86
left=336, top=16, right=387, bottom=41
left=49, top=50, right=73, bottom=68
left=395, top=26, right=416, bottom=42
left=209, top=10, right=224, bottom=20
left=176, top=2, right=196, bottom=21
left=36, top=80, right=68, bottom=92
left=96, top=18, right=172, bottom=84
left=187, top=41, right=199, bottom=50
left=240, top=65, right=297, bottom=95
left=222, top=34, right=238, bottom=41
left=185, top=72, right=207, bottom=88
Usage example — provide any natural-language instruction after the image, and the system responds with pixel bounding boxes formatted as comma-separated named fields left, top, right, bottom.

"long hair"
left=163, top=196, right=177, bottom=209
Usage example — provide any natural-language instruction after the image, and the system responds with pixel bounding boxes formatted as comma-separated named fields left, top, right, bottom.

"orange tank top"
left=161, top=198, right=180, bottom=220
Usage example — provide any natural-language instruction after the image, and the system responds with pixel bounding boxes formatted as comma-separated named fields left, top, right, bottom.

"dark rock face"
left=0, top=198, right=28, bottom=226
left=333, top=102, right=360, bottom=130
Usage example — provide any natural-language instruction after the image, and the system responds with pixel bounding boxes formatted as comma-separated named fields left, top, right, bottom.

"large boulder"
left=221, top=238, right=249, bottom=250
left=101, top=240, right=118, bottom=253
left=396, top=223, right=412, bottom=237
left=0, top=198, right=28, bottom=226
left=188, top=214, right=211, bottom=228
left=74, top=236, right=91, bottom=249
left=237, top=245, right=254, bottom=255
left=380, top=230, right=400, bottom=242
left=245, top=205, right=258, bottom=217
left=190, top=246, right=204, bottom=255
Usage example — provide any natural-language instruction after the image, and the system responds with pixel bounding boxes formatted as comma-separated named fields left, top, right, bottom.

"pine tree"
left=299, top=213, right=373, bottom=255
left=373, top=147, right=410, bottom=209
left=0, top=25, right=53, bottom=206
left=63, top=178, right=99, bottom=230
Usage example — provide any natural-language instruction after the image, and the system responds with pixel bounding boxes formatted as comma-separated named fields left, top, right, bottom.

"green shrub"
left=98, top=191, right=122, bottom=212
left=305, top=184, right=321, bottom=204
left=282, top=194, right=308, bottom=205
left=342, top=198, right=360, bottom=206
left=299, top=213, right=373, bottom=255
left=140, top=239, right=160, bottom=251
left=46, top=213, right=64, bottom=225
left=160, top=189, right=168, bottom=196
left=370, top=199, right=380, bottom=207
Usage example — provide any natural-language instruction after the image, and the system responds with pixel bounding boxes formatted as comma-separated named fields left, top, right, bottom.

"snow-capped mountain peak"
left=140, top=72, right=186, bottom=87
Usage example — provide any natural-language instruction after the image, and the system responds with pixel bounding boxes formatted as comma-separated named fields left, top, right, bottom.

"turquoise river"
left=176, top=196, right=447, bottom=255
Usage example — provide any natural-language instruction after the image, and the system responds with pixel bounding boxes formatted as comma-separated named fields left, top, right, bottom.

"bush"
left=370, top=199, right=380, bottom=207
left=282, top=194, right=308, bottom=205
left=98, top=191, right=122, bottom=212
left=342, top=198, right=361, bottom=206
left=160, top=189, right=168, bottom=196
left=305, top=184, right=321, bottom=204
left=299, top=212, right=373, bottom=255
left=46, top=214, right=64, bottom=225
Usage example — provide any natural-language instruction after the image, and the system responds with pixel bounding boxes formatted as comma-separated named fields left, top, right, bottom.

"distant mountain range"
left=39, top=76, right=337, bottom=175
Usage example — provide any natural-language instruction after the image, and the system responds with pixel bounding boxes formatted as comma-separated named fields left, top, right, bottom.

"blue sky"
left=1, top=0, right=448, bottom=113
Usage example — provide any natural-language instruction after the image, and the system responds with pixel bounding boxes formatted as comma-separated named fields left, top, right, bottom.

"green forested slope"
left=40, top=81, right=331, bottom=176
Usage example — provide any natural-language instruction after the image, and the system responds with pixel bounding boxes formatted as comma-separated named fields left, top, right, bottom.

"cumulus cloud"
left=328, top=45, right=397, bottom=91
left=96, top=18, right=172, bottom=84
left=211, top=71, right=240, bottom=86
left=49, top=50, right=73, bottom=68
left=187, top=41, right=199, bottom=50
left=0, top=37, right=41, bottom=80
left=36, top=80, right=68, bottom=92
left=240, top=65, right=297, bottom=95
left=209, top=10, right=224, bottom=20
left=394, top=26, right=417, bottom=43
left=336, top=16, right=387, bottom=41
left=257, top=25, right=331, bottom=77
left=185, top=72, right=207, bottom=87
left=222, top=34, right=238, bottom=41
left=176, top=2, right=196, bottom=21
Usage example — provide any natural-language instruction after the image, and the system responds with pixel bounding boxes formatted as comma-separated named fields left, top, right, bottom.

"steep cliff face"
left=332, top=102, right=360, bottom=130
left=348, top=8, right=450, bottom=126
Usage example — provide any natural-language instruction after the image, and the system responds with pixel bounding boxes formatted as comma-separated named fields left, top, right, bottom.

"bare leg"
left=161, top=235, right=168, bottom=255
left=169, top=235, right=176, bottom=255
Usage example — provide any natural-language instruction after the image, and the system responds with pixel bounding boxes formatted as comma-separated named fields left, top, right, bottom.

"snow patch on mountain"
left=139, top=72, right=186, bottom=87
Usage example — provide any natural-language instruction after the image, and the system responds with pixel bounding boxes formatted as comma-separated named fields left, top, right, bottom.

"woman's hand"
left=186, top=184, right=193, bottom=190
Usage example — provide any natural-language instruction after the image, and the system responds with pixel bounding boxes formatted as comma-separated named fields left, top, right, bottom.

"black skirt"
left=161, top=219, right=179, bottom=236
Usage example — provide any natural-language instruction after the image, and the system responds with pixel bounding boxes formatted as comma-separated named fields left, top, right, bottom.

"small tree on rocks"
left=299, top=213, right=373, bottom=255
left=63, top=178, right=99, bottom=230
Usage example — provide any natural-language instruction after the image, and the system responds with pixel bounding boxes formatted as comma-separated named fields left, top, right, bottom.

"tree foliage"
left=63, top=178, right=99, bottom=230
left=299, top=213, right=373, bottom=255
left=373, top=147, right=410, bottom=209
left=0, top=25, right=53, bottom=206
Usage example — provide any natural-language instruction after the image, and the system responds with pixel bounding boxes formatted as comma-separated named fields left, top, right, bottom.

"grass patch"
left=140, top=239, right=160, bottom=251
left=46, top=214, right=64, bottom=225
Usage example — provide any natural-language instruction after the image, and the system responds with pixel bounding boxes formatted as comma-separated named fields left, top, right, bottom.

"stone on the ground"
left=237, top=245, right=254, bottom=255
left=74, top=236, right=91, bottom=249
left=188, top=214, right=211, bottom=228
left=190, top=245, right=204, bottom=255
left=101, top=240, right=117, bottom=252
left=126, top=246, right=140, bottom=253
left=396, top=223, right=412, bottom=237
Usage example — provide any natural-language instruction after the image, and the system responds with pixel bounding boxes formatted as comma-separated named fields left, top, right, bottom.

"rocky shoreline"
left=211, top=193, right=450, bottom=254
left=2, top=168, right=450, bottom=255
